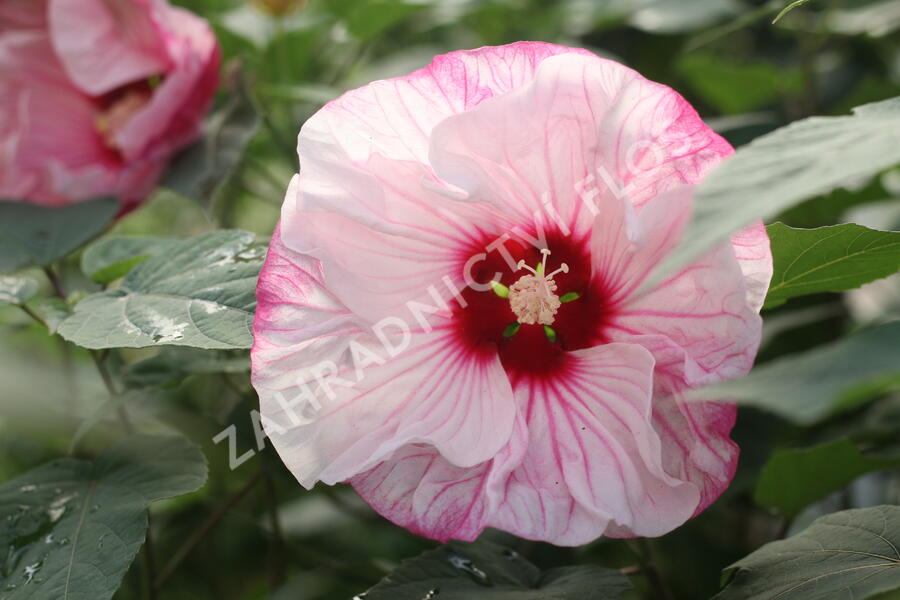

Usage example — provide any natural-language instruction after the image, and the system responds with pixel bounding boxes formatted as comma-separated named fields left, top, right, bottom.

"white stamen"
left=516, top=259, right=537, bottom=276
left=546, top=263, right=569, bottom=278
left=508, top=250, right=570, bottom=326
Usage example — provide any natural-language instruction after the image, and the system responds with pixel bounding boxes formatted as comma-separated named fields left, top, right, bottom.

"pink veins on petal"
left=250, top=42, right=772, bottom=546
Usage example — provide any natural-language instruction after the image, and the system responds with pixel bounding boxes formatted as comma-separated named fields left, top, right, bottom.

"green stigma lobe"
left=502, top=322, right=521, bottom=338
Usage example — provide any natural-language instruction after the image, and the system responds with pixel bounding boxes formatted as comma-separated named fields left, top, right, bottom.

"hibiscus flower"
left=251, top=42, right=772, bottom=545
left=0, top=0, right=219, bottom=210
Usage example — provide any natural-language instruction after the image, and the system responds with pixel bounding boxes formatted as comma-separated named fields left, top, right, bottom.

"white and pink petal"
left=428, top=51, right=732, bottom=237
left=279, top=169, right=499, bottom=327
left=351, top=417, right=528, bottom=542
left=491, top=343, right=700, bottom=545
left=259, top=328, right=517, bottom=488
left=608, top=241, right=762, bottom=385
left=253, top=230, right=519, bottom=487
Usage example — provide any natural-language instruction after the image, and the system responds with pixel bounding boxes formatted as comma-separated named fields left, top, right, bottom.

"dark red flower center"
left=451, top=228, right=613, bottom=386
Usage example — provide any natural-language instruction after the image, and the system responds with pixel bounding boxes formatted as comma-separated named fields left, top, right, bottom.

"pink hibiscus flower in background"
left=251, top=42, right=772, bottom=545
left=0, top=0, right=219, bottom=211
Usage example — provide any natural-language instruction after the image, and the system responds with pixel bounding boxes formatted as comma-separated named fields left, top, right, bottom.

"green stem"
left=43, top=265, right=66, bottom=299
left=773, top=0, right=816, bottom=24
left=685, top=0, right=781, bottom=52
left=258, top=105, right=298, bottom=166
left=249, top=155, right=292, bottom=195
left=777, top=516, right=794, bottom=539
left=90, top=350, right=134, bottom=433
left=631, top=539, right=673, bottom=600
left=19, top=304, right=47, bottom=329
left=799, top=34, right=819, bottom=115
left=320, top=485, right=377, bottom=521
left=327, top=40, right=371, bottom=88
left=58, top=337, right=79, bottom=417
left=154, top=470, right=264, bottom=589
left=263, top=471, right=286, bottom=588
left=142, top=514, right=158, bottom=600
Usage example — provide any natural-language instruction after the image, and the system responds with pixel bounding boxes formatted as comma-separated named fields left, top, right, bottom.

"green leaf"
left=691, top=321, right=900, bottom=424
left=363, top=539, right=631, bottom=599
left=0, top=276, right=38, bottom=306
left=122, top=348, right=250, bottom=389
left=715, top=505, right=900, bottom=600
left=754, top=439, right=900, bottom=519
left=649, top=96, right=900, bottom=289
left=764, top=223, right=900, bottom=308
left=162, top=76, right=260, bottom=210
left=81, top=237, right=173, bottom=284
left=0, top=435, right=206, bottom=600
left=58, top=230, right=265, bottom=350
left=0, top=198, right=119, bottom=272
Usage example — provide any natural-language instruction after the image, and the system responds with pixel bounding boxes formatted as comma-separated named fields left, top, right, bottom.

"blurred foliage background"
left=1, top=0, right=899, bottom=598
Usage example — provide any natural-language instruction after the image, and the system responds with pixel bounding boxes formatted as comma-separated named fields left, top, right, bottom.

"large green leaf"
left=764, top=223, right=900, bottom=308
left=715, top=505, right=900, bottom=600
left=58, top=231, right=265, bottom=350
left=0, top=198, right=119, bottom=272
left=81, top=237, right=173, bottom=284
left=363, top=539, right=631, bottom=599
left=0, top=435, right=207, bottom=600
left=162, top=77, right=260, bottom=210
left=692, top=321, right=900, bottom=424
left=0, top=276, right=38, bottom=306
left=755, top=439, right=900, bottom=518
left=650, top=96, right=900, bottom=288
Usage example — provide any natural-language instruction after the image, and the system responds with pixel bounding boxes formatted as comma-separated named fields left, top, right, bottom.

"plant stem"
left=777, top=516, right=794, bottom=539
left=685, top=0, right=781, bottom=52
left=43, top=265, right=66, bottom=299
left=773, top=0, right=815, bottom=24
left=258, top=107, right=297, bottom=166
left=320, top=485, right=376, bottom=521
left=154, top=470, right=264, bottom=589
left=632, top=539, right=673, bottom=600
left=90, top=350, right=134, bottom=433
left=142, top=514, right=158, bottom=600
left=263, top=471, right=286, bottom=588
left=19, top=304, right=79, bottom=420
left=58, top=337, right=79, bottom=417
left=798, top=29, right=821, bottom=116
left=19, top=304, right=47, bottom=328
